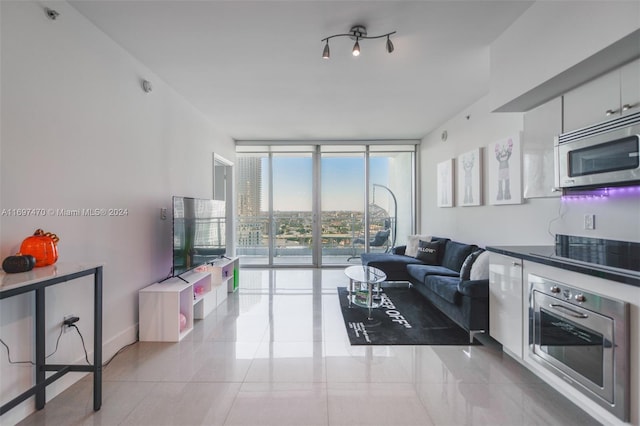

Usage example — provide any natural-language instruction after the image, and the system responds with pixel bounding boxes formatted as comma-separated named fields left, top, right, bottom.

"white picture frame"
left=457, top=148, right=482, bottom=207
left=488, top=134, right=522, bottom=205
left=437, top=159, right=454, bottom=208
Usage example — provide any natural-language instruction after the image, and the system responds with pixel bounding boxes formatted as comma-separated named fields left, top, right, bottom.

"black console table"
left=0, top=263, right=102, bottom=415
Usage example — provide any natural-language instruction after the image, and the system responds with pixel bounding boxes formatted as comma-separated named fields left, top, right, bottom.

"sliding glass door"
left=369, top=148, right=414, bottom=250
left=236, top=148, right=314, bottom=266
left=272, top=153, right=313, bottom=265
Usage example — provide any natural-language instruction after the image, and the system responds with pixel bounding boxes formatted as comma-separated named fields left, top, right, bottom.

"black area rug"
left=337, top=286, right=480, bottom=346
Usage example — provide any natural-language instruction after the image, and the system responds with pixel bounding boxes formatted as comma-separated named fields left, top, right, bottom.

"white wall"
left=419, top=97, right=555, bottom=246
left=490, top=0, right=640, bottom=111
left=0, top=2, right=235, bottom=424
left=419, top=95, right=640, bottom=247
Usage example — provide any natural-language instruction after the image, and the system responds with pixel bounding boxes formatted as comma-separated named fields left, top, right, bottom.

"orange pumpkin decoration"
left=20, top=229, right=59, bottom=267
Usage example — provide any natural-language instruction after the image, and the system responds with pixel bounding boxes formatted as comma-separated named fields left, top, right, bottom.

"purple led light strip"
left=562, top=185, right=640, bottom=201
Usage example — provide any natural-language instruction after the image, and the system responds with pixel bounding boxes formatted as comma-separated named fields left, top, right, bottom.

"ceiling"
left=69, top=1, right=534, bottom=141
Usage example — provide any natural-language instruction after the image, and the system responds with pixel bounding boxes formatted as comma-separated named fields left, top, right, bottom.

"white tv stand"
left=138, top=256, right=239, bottom=342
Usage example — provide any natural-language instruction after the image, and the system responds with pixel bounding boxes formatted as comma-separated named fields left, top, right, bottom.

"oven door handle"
left=549, top=303, right=589, bottom=319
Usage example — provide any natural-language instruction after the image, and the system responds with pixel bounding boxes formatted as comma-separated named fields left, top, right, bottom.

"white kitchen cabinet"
left=489, top=252, right=524, bottom=358
left=563, top=58, right=640, bottom=132
left=620, top=59, right=640, bottom=117
left=522, top=97, right=562, bottom=199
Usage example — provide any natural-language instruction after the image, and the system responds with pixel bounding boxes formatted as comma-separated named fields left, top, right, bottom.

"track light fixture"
left=321, top=25, right=396, bottom=59
left=322, top=41, right=330, bottom=59
left=352, top=38, right=360, bottom=56
left=386, top=35, right=394, bottom=53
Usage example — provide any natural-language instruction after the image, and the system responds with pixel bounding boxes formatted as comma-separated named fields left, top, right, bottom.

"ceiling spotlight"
left=322, top=41, right=330, bottom=59
left=321, top=25, right=396, bottom=59
left=386, top=36, right=394, bottom=53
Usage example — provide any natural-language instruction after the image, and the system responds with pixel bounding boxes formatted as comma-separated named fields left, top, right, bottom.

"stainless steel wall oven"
left=529, top=274, right=629, bottom=421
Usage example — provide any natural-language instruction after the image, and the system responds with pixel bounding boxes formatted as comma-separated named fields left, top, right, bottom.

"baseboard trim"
left=0, top=323, right=139, bottom=425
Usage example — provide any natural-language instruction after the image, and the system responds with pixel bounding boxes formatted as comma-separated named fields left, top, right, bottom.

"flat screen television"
left=172, top=196, right=226, bottom=277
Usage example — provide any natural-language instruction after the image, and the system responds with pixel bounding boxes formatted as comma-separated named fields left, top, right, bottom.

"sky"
left=263, top=156, right=389, bottom=211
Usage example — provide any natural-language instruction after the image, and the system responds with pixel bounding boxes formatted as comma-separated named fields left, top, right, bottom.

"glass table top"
left=344, top=265, right=386, bottom=283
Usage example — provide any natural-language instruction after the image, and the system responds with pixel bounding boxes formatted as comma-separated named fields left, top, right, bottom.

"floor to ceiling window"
left=320, top=147, right=365, bottom=265
left=272, top=150, right=314, bottom=265
left=236, top=153, right=269, bottom=265
left=369, top=147, right=415, bottom=250
left=236, top=143, right=416, bottom=267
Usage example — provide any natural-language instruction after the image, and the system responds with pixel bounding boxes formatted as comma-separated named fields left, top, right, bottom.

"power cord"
left=0, top=338, right=35, bottom=366
left=68, top=324, right=139, bottom=367
left=70, top=324, right=91, bottom=365
left=62, top=323, right=139, bottom=367
left=547, top=198, right=566, bottom=240
left=2, top=325, right=139, bottom=368
left=102, top=339, right=138, bottom=368
left=0, top=324, right=65, bottom=365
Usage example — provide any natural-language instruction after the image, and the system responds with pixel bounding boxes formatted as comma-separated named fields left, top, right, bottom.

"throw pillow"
left=470, top=251, right=490, bottom=281
left=415, top=240, right=441, bottom=265
left=460, top=249, right=485, bottom=281
left=405, top=234, right=431, bottom=257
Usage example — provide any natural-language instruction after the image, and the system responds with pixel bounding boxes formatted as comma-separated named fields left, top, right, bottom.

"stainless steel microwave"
left=555, top=111, right=640, bottom=189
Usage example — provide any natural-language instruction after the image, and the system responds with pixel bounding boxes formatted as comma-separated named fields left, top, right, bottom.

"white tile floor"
left=18, top=269, right=600, bottom=425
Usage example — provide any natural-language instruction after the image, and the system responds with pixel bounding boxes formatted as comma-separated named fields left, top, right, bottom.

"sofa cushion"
left=460, top=249, right=485, bottom=281
left=470, top=251, right=490, bottom=280
left=391, top=245, right=406, bottom=255
left=441, top=241, right=477, bottom=272
left=361, top=253, right=425, bottom=281
left=406, top=264, right=459, bottom=284
left=405, top=234, right=431, bottom=257
left=415, top=240, right=442, bottom=264
left=424, top=275, right=461, bottom=304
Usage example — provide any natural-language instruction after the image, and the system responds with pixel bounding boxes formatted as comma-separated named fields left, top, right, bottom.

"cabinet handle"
left=622, top=104, right=634, bottom=112
left=605, top=109, right=618, bottom=116
left=512, top=261, right=521, bottom=267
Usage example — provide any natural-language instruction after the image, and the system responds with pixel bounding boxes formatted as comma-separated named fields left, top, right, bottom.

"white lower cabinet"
left=489, top=252, right=524, bottom=358
left=139, top=274, right=202, bottom=342
left=139, top=258, right=238, bottom=342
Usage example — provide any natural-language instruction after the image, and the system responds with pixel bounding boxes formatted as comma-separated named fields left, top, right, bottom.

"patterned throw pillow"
left=405, top=234, right=431, bottom=257
left=460, top=249, right=485, bottom=280
left=415, top=240, right=441, bottom=265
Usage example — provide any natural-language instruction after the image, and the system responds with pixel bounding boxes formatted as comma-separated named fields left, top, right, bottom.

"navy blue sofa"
left=360, top=237, right=489, bottom=342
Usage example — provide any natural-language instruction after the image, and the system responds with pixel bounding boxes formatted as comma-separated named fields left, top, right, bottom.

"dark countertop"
left=486, top=245, right=640, bottom=288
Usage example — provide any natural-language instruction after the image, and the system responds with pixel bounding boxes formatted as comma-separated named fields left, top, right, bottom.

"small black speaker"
left=2, top=255, right=36, bottom=273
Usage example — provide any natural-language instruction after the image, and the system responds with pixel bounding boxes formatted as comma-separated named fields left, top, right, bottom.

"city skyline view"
left=264, top=156, right=391, bottom=212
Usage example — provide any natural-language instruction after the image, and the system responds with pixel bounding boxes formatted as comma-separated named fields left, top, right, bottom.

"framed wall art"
left=488, top=134, right=522, bottom=205
left=457, top=148, right=482, bottom=207
left=436, top=158, right=454, bottom=208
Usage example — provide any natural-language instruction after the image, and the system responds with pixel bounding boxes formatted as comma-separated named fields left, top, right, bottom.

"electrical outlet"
left=160, top=208, right=167, bottom=220
left=63, top=314, right=79, bottom=333
left=584, top=214, right=595, bottom=230
left=63, top=314, right=74, bottom=333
